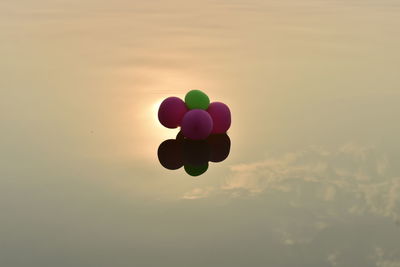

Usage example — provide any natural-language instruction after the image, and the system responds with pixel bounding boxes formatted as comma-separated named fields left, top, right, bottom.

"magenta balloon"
left=181, top=109, right=213, bottom=140
left=207, top=102, right=231, bottom=134
left=158, top=97, right=188, bottom=129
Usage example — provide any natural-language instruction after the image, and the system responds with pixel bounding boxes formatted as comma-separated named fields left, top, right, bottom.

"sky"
left=1, top=0, right=400, bottom=266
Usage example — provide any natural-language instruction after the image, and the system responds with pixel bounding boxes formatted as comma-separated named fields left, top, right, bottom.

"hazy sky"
left=1, top=0, right=400, bottom=266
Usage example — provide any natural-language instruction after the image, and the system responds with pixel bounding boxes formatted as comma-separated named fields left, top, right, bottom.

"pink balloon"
left=207, top=102, right=231, bottom=134
left=181, top=109, right=213, bottom=140
left=158, top=97, right=188, bottom=129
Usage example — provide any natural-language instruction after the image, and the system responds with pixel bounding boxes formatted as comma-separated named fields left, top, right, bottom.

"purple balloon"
left=207, top=102, right=231, bottom=134
left=158, top=97, right=188, bottom=129
left=181, top=109, right=213, bottom=140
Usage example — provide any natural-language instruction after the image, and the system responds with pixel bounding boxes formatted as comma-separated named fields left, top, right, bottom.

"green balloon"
left=184, top=90, right=210, bottom=110
left=184, top=163, right=209, bottom=177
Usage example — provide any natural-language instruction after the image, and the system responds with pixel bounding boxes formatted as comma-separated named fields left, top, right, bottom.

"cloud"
left=374, top=247, right=400, bottom=267
left=327, top=251, right=340, bottom=266
left=222, top=151, right=329, bottom=195
left=182, top=187, right=214, bottom=200
left=225, top=144, right=400, bottom=220
left=183, top=143, right=400, bottom=221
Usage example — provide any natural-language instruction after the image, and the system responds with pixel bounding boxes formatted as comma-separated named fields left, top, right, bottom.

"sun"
left=146, top=98, right=179, bottom=140
left=151, top=98, right=164, bottom=118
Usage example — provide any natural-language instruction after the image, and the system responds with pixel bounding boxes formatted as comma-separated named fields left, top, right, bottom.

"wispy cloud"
left=182, top=187, right=214, bottom=200
left=183, top=143, right=400, bottom=221
left=374, top=247, right=400, bottom=267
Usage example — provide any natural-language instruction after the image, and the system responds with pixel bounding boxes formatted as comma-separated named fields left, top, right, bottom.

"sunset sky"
left=1, top=0, right=400, bottom=266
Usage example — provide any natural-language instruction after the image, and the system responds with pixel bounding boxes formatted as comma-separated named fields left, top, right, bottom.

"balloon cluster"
left=158, top=132, right=231, bottom=176
left=158, top=90, right=231, bottom=140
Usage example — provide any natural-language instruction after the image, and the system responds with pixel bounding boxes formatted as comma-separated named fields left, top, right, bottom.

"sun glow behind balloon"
left=151, top=98, right=164, bottom=119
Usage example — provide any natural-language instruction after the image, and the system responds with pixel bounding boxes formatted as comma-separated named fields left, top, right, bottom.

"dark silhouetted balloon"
left=158, top=97, right=188, bottom=129
left=207, top=101, right=231, bottom=134
left=157, top=131, right=231, bottom=176
left=207, top=134, right=231, bottom=162
left=183, top=139, right=210, bottom=166
left=176, top=131, right=185, bottom=142
left=184, top=163, right=209, bottom=177
left=157, top=139, right=183, bottom=170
